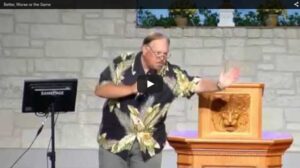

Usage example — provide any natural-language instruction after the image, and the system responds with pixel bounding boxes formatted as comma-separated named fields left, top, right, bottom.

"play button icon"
left=147, top=80, right=154, bottom=88
left=137, top=74, right=163, bottom=94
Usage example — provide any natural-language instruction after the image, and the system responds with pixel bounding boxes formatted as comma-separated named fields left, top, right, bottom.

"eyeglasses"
left=147, top=45, right=171, bottom=59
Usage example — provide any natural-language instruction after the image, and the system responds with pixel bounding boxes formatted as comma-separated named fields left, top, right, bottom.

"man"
left=95, top=32, right=240, bottom=168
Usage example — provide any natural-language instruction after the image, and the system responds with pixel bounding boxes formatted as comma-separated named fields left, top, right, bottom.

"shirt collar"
left=131, top=51, right=144, bottom=76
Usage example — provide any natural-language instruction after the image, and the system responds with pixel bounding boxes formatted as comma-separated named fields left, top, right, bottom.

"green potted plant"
left=257, top=0, right=286, bottom=27
left=169, top=0, right=198, bottom=28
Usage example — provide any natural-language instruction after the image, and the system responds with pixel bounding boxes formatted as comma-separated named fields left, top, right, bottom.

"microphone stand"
left=47, top=103, right=56, bottom=168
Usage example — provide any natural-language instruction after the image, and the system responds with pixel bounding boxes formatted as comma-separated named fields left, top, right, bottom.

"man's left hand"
left=218, top=67, right=240, bottom=89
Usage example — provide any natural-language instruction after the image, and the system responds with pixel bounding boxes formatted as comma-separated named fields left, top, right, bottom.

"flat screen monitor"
left=22, top=79, right=78, bottom=113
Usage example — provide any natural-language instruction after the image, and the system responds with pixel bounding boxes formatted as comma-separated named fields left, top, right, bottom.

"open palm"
left=218, top=67, right=240, bottom=88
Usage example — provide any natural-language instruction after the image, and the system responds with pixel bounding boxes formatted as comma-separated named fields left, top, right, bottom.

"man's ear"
left=141, top=45, right=148, bottom=55
left=142, top=45, right=149, bottom=55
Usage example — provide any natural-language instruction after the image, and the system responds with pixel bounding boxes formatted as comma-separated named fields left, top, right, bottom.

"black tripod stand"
left=47, top=103, right=56, bottom=168
left=22, top=79, right=78, bottom=168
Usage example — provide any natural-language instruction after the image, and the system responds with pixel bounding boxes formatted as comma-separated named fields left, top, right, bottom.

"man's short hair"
left=143, top=32, right=170, bottom=45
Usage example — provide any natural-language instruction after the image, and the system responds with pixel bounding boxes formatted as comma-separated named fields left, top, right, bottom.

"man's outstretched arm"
left=194, top=79, right=223, bottom=93
left=95, top=82, right=137, bottom=99
left=194, top=67, right=240, bottom=93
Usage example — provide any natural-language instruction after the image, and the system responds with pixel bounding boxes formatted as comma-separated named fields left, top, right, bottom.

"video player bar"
left=0, top=0, right=299, bottom=9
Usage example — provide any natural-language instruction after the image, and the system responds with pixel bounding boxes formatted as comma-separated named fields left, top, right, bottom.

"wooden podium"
left=168, top=83, right=293, bottom=168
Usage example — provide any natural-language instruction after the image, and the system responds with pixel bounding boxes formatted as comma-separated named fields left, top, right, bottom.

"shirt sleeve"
left=98, top=53, right=134, bottom=86
left=98, top=65, right=113, bottom=86
left=172, top=66, right=201, bottom=99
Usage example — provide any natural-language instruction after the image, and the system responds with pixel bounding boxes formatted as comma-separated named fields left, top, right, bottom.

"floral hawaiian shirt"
left=97, top=51, right=200, bottom=161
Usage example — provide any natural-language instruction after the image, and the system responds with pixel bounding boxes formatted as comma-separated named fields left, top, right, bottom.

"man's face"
left=142, top=38, right=170, bottom=71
